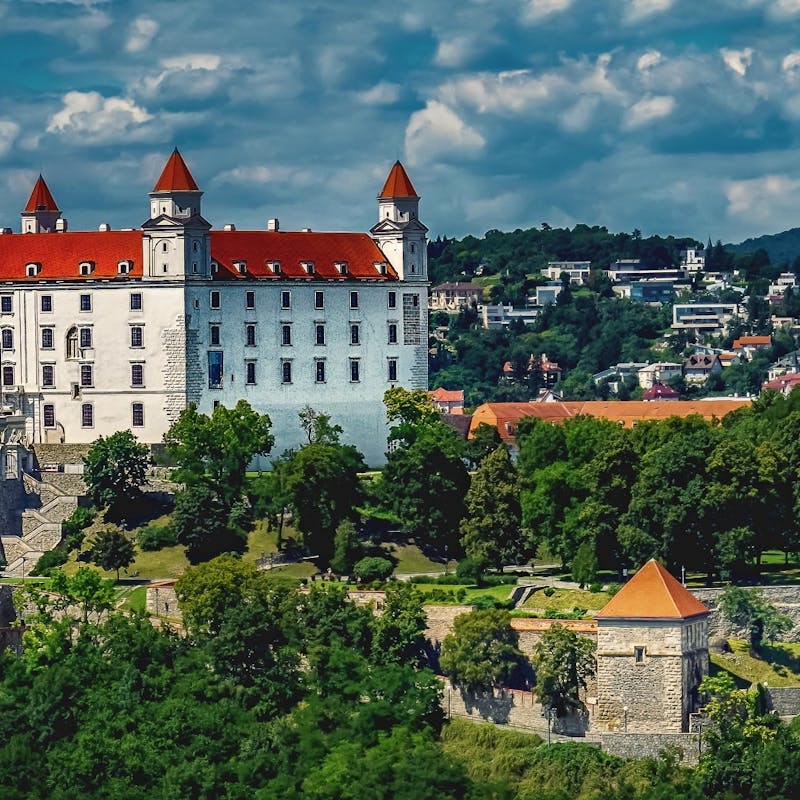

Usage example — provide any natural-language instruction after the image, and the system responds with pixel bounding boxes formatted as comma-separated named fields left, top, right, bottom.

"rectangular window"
left=281, top=324, right=291, bottom=346
left=388, top=359, right=397, bottom=382
left=43, top=404, right=55, bottom=428
left=388, top=291, right=396, bottom=309
left=41, top=328, right=54, bottom=349
left=210, top=325, right=221, bottom=346
left=81, top=403, right=93, bottom=428
left=80, top=364, right=93, bottom=387
left=315, top=360, right=326, bottom=383
left=314, top=290, right=324, bottom=310
left=132, top=403, right=144, bottom=427
left=131, top=364, right=144, bottom=387
left=2, top=365, right=14, bottom=386
left=388, top=323, right=398, bottom=344
left=130, top=293, right=142, bottom=311
left=208, top=351, right=224, bottom=389
left=0, top=296, right=12, bottom=314
left=634, top=646, right=645, bottom=664
left=42, top=365, right=55, bottom=388
left=245, top=291, right=255, bottom=310
left=281, top=360, right=292, bottom=384
left=350, top=290, right=359, bottom=309
left=41, top=295, right=52, bottom=312
left=350, top=323, right=360, bottom=345
left=246, top=324, right=257, bottom=347
left=79, top=328, right=92, bottom=348
left=350, top=358, right=360, bottom=383
left=246, top=361, right=256, bottom=385
left=210, top=290, right=221, bottom=309
left=281, top=290, right=291, bottom=309
left=1, top=329, right=12, bottom=349
left=315, top=323, right=325, bottom=346
left=79, top=294, right=91, bottom=312
left=130, top=326, right=143, bottom=348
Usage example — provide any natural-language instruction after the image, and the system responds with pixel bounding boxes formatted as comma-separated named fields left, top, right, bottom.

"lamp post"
left=622, top=705, right=628, bottom=733
left=543, top=706, right=553, bottom=745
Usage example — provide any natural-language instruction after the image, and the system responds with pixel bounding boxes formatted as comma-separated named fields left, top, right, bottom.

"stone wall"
left=39, top=473, right=87, bottom=497
left=767, top=686, right=800, bottom=718
left=32, top=443, right=91, bottom=467
left=0, top=478, right=25, bottom=535
left=600, top=732, right=699, bottom=766
left=145, top=581, right=179, bottom=619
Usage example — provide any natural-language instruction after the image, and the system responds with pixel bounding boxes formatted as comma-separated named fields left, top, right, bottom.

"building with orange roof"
left=732, top=335, right=772, bottom=361
left=429, top=387, right=464, bottom=414
left=0, top=151, right=428, bottom=466
left=594, top=560, right=709, bottom=733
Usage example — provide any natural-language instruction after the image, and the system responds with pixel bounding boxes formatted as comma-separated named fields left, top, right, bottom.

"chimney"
left=223, top=223, right=236, bottom=231
left=55, top=218, right=68, bottom=232
left=98, top=222, right=111, bottom=232
left=0, top=228, right=12, bottom=235
left=267, top=218, right=279, bottom=231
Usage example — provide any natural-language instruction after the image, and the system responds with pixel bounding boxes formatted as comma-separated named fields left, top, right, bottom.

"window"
left=246, top=324, right=257, bottom=347
left=43, top=404, right=55, bottom=428
left=42, top=365, right=55, bottom=388
left=130, top=326, right=143, bottom=348
left=349, top=359, right=360, bottom=383
left=315, top=360, right=326, bottom=383
left=80, top=364, right=93, bottom=387
left=208, top=351, right=224, bottom=389
left=210, top=290, right=221, bottom=309
left=41, top=328, right=54, bottom=349
left=162, top=242, right=169, bottom=253
left=79, top=327, right=92, bottom=349
left=26, top=263, right=37, bottom=277
left=350, top=290, right=359, bottom=309
left=79, top=294, right=91, bottom=312
left=81, top=403, right=93, bottom=427
left=41, top=295, right=52, bottom=312
left=0, top=296, right=11, bottom=314
left=387, top=291, right=396, bottom=309
left=315, top=323, right=325, bottom=346
left=314, top=290, right=324, bottom=310
left=1, top=329, right=12, bottom=350
left=388, top=359, right=397, bottom=382
left=410, top=243, right=415, bottom=254
left=281, top=324, right=291, bottom=346
left=350, top=323, right=360, bottom=345
left=131, top=364, right=144, bottom=386
left=210, top=325, right=221, bottom=346
left=634, top=646, right=645, bottom=664
left=388, top=323, right=397, bottom=344
left=281, top=290, right=291, bottom=309
left=66, top=328, right=78, bottom=359
left=2, top=365, right=14, bottom=386
left=130, top=293, right=142, bottom=311
left=79, top=261, right=93, bottom=276
left=132, top=403, right=144, bottom=427
left=246, top=361, right=256, bottom=385
left=281, top=360, right=292, bottom=384
left=245, top=290, right=255, bottom=310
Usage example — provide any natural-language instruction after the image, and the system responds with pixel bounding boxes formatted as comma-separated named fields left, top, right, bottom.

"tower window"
left=43, top=404, right=55, bottom=428
left=1, top=328, right=12, bottom=350
left=81, top=403, right=94, bottom=428
left=0, top=296, right=11, bottom=314
left=246, top=324, right=257, bottom=347
left=349, top=359, right=360, bottom=383
left=130, top=293, right=142, bottom=310
left=315, top=360, right=326, bottom=383
left=162, top=242, right=169, bottom=253
left=281, top=290, right=291, bottom=309
left=80, top=364, right=93, bottom=387
left=210, top=291, right=220, bottom=309
left=210, top=325, right=221, bottom=346
left=42, top=364, right=55, bottom=386
left=41, top=295, right=52, bottom=312
left=388, top=359, right=397, bottom=382
left=132, top=403, right=144, bottom=427
left=350, top=323, right=360, bottom=346
left=315, top=323, right=325, bottom=346
left=245, top=291, right=255, bottom=310
left=281, top=360, right=292, bottom=384
left=130, top=326, right=144, bottom=348
left=80, top=327, right=92, bottom=349
left=387, top=291, right=396, bottom=309
left=246, top=361, right=257, bottom=385
left=634, top=646, right=645, bottom=663
left=41, top=328, right=54, bottom=349
left=281, top=324, right=291, bottom=346
left=314, top=291, right=324, bottom=310
left=388, top=323, right=397, bottom=344
left=79, top=294, right=92, bottom=312
left=2, top=365, right=14, bottom=386
left=131, top=364, right=144, bottom=387
left=349, top=291, right=359, bottom=309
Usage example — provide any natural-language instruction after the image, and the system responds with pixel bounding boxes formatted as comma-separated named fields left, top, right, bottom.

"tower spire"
left=21, top=175, right=61, bottom=233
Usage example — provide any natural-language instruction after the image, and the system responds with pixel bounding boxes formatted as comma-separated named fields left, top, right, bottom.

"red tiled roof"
left=643, top=383, right=680, bottom=400
left=596, top=559, right=708, bottom=620
left=429, top=388, right=464, bottom=403
left=153, top=149, right=199, bottom=192
left=379, top=161, right=418, bottom=198
left=23, top=175, right=59, bottom=213
left=733, top=335, right=772, bottom=349
left=763, top=373, right=800, bottom=392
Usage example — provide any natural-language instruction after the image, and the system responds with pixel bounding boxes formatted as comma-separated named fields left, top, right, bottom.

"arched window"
left=66, top=327, right=78, bottom=360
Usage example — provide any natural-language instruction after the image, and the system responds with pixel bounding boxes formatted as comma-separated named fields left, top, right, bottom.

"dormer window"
left=210, top=261, right=219, bottom=274
left=301, top=261, right=315, bottom=274
left=79, top=261, right=95, bottom=276
left=267, top=260, right=281, bottom=274
left=26, top=262, right=41, bottom=277
left=117, top=260, right=133, bottom=275
left=233, top=260, right=247, bottom=275
left=374, top=261, right=388, bottom=275
left=335, top=261, right=348, bottom=275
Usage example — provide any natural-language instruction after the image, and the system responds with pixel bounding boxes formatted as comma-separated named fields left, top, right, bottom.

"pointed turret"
left=21, top=175, right=62, bottom=233
left=379, top=161, right=418, bottom=199
left=153, top=148, right=200, bottom=192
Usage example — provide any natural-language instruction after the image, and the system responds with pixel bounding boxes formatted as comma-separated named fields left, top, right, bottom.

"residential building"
left=543, top=261, right=591, bottom=283
left=672, top=302, right=740, bottom=333
left=642, top=383, right=680, bottom=401
left=478, top=303, right=538, bottom=329
left=763, top=372, right=800, bottom=395
left=683, top=353, right=722, bottom=384
left=679, top=247, right=705, bottom=272
left=429, top=388, right=464, bottom=415
left=429, top=281, right=482, bottom=311
left=535, top=283, right=562, bottom=306
left=638, top=362, right=682, bottom=389
left=732, top=335, right=772, bottom=361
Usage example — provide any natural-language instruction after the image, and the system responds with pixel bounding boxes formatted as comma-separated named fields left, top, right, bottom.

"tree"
left=384, top=386, right=441, bottom=446
left=352, top=556, right=394, bottom=584
left=89, top=529, right=135, bottom=581
left=718, top=587, right=792, bottom=650
left=440, top=609, right=522, bottom=692
left=371, top=582, right=428, bottom=667
left=330, top=520, right=364, bottom=575
left=83, top=430, right=149, bottom=517
left=460, top=446, right=522, bottom=570
left=532, top=623, right=596, bottom=716
left=464, top=422, right=503, bottom=469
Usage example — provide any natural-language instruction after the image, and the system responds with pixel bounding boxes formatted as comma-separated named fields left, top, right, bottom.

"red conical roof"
left=23, top=175, right=59, bottom=213
left=596, top=560, right=708, bottom=620
left=153, top=148, right=199, bottom=192
left=379, top=160, right=418, bottom=198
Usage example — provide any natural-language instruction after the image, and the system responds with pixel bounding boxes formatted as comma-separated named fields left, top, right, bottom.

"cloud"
left=721, top=47, right=753, bottom=77
left=637, top=50, right=662, bottom=73
left=726, top=174, right=800, bottom=215
left=0, top=121, right=20, bottom=158
left=46, top=91, right=152, bottom=143
left=522, top=0, right=573, bottom=23
left=357, top=82, right=401, bottom=106
left=125, top=16, right=158, bottom=53
left=768, top=0, right=800, bottom=18
left=625, top=0, right=675, bottom=22
left=404, top=101, right=485, bottom=166
left=624, top=95, right=675, bottom=128
left=434, top=36, right=474, bottom=68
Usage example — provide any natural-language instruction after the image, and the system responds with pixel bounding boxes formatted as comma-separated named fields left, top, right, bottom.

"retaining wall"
left=600, top=732, right=699, bottom=765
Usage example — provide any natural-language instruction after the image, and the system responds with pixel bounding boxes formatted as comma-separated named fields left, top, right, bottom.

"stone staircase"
left=0, top=473, right=78, bottom=578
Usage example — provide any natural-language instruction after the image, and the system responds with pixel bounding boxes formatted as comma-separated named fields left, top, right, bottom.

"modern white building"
left=543, top=261, right=592, bottom=283
left=0, top=151, right=429, bottom=466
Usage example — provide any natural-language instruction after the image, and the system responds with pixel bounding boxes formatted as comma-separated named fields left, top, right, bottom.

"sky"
left=2, top=0, right=800, bottom=245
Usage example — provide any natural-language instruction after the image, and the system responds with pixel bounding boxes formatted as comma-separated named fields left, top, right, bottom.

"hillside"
left=729, top=227, right=800, bottom=267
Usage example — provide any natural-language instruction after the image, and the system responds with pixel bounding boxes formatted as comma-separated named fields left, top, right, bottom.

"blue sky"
left=2, top=0, right=800, bottom=244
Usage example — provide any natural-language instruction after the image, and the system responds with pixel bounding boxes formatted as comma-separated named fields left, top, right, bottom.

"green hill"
left=729, top=227, right=800, bottom=267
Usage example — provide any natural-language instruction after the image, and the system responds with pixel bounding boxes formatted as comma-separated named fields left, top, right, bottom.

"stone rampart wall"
left=767, top=686, right=800, bottom=718
left=39, top=473, right=87, bottom=497
left=146, top=582, right=179, bottom=619
left=33, top=444, right=91, bottom=466
left=599, top=732, right=699, bottom=765
left=0, top=479, right=25, bottom=535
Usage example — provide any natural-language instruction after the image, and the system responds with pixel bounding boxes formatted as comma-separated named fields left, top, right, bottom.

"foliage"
left=718, top=586, right=793, bottom=650
left=330, top=519, right=364, bottom=574
left=136, top=522, right=178, bottom=551
left=83, top=430, right=149, bottom=516
left=371, top=581, right=428, bottom=667
left=455, top=556, right=487, bottom=585
left=352, top=556, right=394, bottom=584
left=61, top=506, right=96, bottom=551
left=89, top=529, right=135, bottom=580
left=29, top=545, right=69, bottom=576
left=440, top=609, right=522, bottom=692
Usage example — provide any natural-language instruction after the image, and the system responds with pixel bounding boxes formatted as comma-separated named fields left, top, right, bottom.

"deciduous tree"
left=89, top=529, right=135, bottom=581
left=83, top=430, right=149, bottom=518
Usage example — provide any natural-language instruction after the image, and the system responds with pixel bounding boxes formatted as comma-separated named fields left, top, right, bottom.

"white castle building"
left=0, top=151, right=429, bottom=466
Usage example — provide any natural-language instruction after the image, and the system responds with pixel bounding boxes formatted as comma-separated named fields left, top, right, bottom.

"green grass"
left=710, top=639, right=800, bottom=687
left=381, top=541, right=453, bottom=574
left=118, top=585, right=148, bottom=613
left=262, top=561, right=316, bottom=579
left=521, top=587, right=610, bottom=614
left=411, top=582, right=516, bottom=605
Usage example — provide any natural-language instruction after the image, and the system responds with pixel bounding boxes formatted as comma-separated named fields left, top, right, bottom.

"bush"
left=62, top=506, right=96, bottom=551
left=137, top=523, right=178, bottom=551
left=352, top=556, right=394, bottom=584
left=456, top=557, right=487, bottom=586
left=30, top=546, right=69, bottom=576
left=605, top=583, right=622, bottom=596
left=480, top=574, right=517, bottom=587
left=588, top=582, right=604, bottom=593
left=542, top=587, right=556, bottom=597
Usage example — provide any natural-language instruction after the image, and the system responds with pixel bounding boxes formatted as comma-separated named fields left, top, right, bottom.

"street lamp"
left=543, top=705, right=554, bottom=745
left=622, top=705, right=628, bottom=733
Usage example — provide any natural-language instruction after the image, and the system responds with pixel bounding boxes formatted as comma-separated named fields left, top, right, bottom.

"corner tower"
left=594, top=560, right=709, bottom=733
left=142, top=149, right=211, bottom=280
left=370, top=161, right=428, bottom=281
left=21, top=176, right=61, bottom=233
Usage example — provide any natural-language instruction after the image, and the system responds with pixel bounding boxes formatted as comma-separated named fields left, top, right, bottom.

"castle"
left=0, top=151, right=429, bottom=466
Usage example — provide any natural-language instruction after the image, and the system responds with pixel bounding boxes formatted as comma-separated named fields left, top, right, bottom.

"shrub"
left=30, top=546, right=69, bottom=576
left=352, top=556, right=394, bottom=584
left=62, top=506, right=96, bottom=551
left=588, top=582, right=604, bottom=593
left=456, top=557, right=487, bottom=586
left=605, top=583, right=622, bottom=596
left=137, top=523, right=178, bottom=551
left=542, top=587, right=556, bottom=597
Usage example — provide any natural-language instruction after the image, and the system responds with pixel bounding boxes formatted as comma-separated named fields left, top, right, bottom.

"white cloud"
left=0, top=121, right=20, bottom=158
left=47, top=91, right=152, bottom=142
left=624, top=94, right=675, bottom=128
left=559, top=95, right=600, bottom=132
left=138, top=54, right=226, bottom=100
left=626, top=0, right=675, bottom=22
left=637, top=50, right=662, bottom=72
left=357, top=82, right=401, bottom=105
left=434, top=36, right=474, bottom=68
left=125, top=17, right=158, bottom=53
left=721, top=47, right=753, bottom=77
left=522, top=0, right=573, bottom=23
left=726, top=175, right=800, bottom=222
left=782, top=51, right=800, bottom=77
left=768, top=0, right=800, bottom=18
left=160, top=54, right=222, bottom=72
left=404, top=101, right=485, bottom=166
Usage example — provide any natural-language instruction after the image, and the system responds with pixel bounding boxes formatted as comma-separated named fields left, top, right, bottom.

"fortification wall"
left=600, top=732, right=699, bottom=765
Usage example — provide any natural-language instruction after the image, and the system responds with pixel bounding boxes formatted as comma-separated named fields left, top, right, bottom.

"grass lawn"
left=412, top=582, right=516, bottom=604
left=118, top=585, right=148, bottom=613
left=710, top=639, right=800, bottom=687
left=521, top=587, right=610, bottom=614
left=262, top=561, right=317, bottom=580
left=381, top=541, right=454, bottom=574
